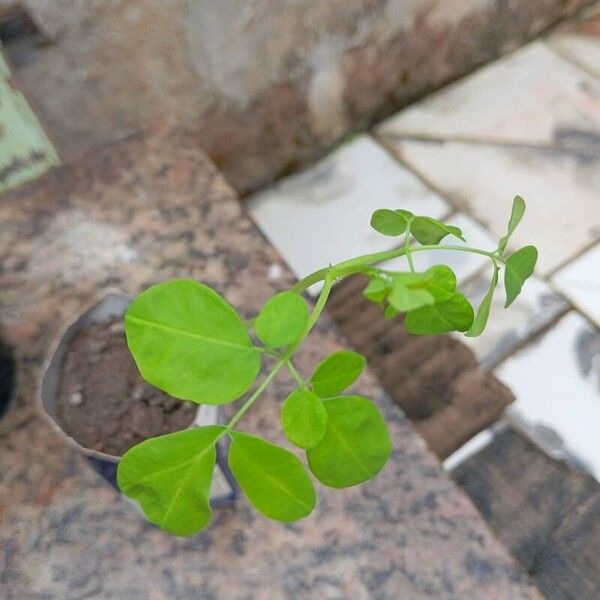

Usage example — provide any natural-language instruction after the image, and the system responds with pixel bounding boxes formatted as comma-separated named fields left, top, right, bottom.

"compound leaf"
left=228, top=431, right=316, bottom=521
left=498, top=195, right=526, bottom=255
left=504, top=245, right=538, bottom=307
left=125, top=279, right=261, bottom=405
left=281, top=389, right=327, bottom=449
left=405, top=291, right=474, bottom=335
left=466, top=266, right=499, bottom=337
left=307, top=396, right=392, bottom=488
left=370, top=209, right=409, bottom=236
left=117, top=425, right=224, bottom=536
left=255, top=291, right=308, bottom=348
left=411, top=216, right=465, bottom=245
left=310, top=350, right=366, bottom=397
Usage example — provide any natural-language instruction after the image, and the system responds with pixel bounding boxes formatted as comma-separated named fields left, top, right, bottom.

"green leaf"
left=281, top=389, right=327, bottom=449
left=228, top=431, right=316, bottom=521
left=497, top=195, right=526, bottom=255
left=421, top=265, right=456, bottom=302
left=388, top=278, right=434, bottom=312
left=411, top=216, right=466, bottom=245
left=125, top=279, right=261, bottom=405
left=255, top=291, right=308, bottom=348
left=363, top=277, right=389, bottom=303
left=393, top=272, right=428, bottom=286
left=117, top=425, right=224, bottom=536
left=384, top=305, right=398, bottom=320
left=504, top=245, right=538, bottom=307
left=466, top=267, right=499, bottom=337
left=370, top=209, right=409, bottom=236
left=310, top=350, right=366, bottom=397
left=405, top=291, right=474, bottom=335
left=307, top=396, right=392, bottom=488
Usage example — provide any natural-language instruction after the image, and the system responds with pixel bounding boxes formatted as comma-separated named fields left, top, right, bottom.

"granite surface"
left=0, top=126, right=541, bottom=599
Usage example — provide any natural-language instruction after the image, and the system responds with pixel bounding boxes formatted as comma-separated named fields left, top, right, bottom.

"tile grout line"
left=375, top=131, right=600, bottom=157
left=373, top=133, right=522, bottom=246
left=372, top=135, right=584, bottom=369
left=484, top=305, right=573, bottom=371
left=371, top=133, right=462, bottom=218
left=544, top=238, right=600, bottom=280
left=544, top=38, right=600, bottom=82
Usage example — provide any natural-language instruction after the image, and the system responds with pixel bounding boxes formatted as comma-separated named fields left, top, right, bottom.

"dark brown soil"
left=56, top=318, right=196, bottom=456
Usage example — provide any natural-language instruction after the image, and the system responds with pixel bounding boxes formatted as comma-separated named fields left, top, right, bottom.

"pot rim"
left=38, top=288, right=208, bottom=463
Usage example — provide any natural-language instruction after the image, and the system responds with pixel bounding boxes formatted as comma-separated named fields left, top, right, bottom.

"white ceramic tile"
left=379, top=212, right=497, bottom=282
left=549, top=6, right=600, bottom=78
left=496, top=311, right=600, bottom=480
left=443, top=427, right=497, bottom=471
left=553, top=244, right=600, bottom=327
left=458, top=268, right=568, bottom=367
left=247, top=135, right=449, bottom=294
left=389, top=139, right=600, bottom=274
left=550, top=35, right=600, bottom=79
left=376, top=42, right=600, bottom=148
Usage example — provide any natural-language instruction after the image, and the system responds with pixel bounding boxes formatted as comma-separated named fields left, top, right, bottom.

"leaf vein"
left=125, top=315, right=260, bottom=353
left=236, top=449, right=312, bottom=511
left=326, top=419, right=371, bottom=478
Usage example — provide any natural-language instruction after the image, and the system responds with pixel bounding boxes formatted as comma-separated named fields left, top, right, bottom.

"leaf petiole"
left=404, top=217, right=416, bottom=273
left=292, top=244, right=505, bottom=294
left=286, top=360, right=307, bottom=388
left=226, top=276, right=334, bottom=432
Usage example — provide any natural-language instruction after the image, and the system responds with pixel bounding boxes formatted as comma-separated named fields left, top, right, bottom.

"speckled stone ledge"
left=0, top=126, right=540, bottom=599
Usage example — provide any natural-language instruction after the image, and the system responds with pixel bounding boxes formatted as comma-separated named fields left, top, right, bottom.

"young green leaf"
left=504, top=245, right=538, bottom=307
left=255, top=291, right=308, bottom=348
left=370, top=209, right=409, bottom=236
left=307, top=396, right=392, bottom=488
left=405, top=291, right=474, bottom=335
left=281, top=389, right=327, bottom=449
left=228, top=431, right=316, bottom=521
left=388, top=279, right=434, bottom=312
left=411, top=216, right=466, bottom=245
left=497, top=195, right=526, bottom=255
left=466, top=266, right=499, bottom=337
left=310, top=350, right=366, bottom=397
left=393, top=272, right=428, bottom=286
left=117, top=425, right=224, bottom=536
left=384, top=305, right=398, bottom=320
left=421, top=265, right=456, bottom=302
left=125, top=279, right=261, bottom=405
left=363, top=277, right=389, bottom=303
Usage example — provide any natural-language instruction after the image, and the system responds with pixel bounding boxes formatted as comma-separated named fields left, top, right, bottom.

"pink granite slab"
left=0, top=126, right=540, bottom=599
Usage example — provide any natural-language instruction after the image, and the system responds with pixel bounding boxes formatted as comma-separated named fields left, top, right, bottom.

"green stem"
left=292, top=244, right=503, bottom=293
left=225, top=276, right=334, bottom=431
left=226, top=359, right=288, bottom=430
left=286, top=360, right=306, bottom=388
left=404, top=220, right=415, bottom=273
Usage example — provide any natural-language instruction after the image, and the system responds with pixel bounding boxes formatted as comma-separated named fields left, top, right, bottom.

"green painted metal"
left=0, top=44, right=59, bottom=193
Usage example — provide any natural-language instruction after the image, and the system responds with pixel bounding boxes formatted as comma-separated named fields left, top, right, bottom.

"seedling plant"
left=118, top=197, right=537, bottom=535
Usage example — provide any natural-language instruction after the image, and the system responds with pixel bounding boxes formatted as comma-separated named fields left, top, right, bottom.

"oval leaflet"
left=125, top=279, right=261, bottom=405
left=117, top=425, right=224, bottom=536
left=281, top=388, right=328, bottom=449
left=310, top=350, right=366, bottom=397
left=255, top=291, right=308, bottom=348
left=228, top=431, right=316, bottom=521
left=307, top=396, right=392, bottom=488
